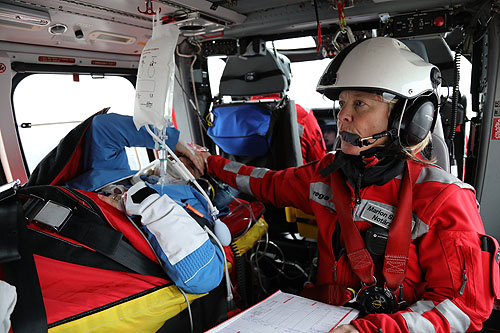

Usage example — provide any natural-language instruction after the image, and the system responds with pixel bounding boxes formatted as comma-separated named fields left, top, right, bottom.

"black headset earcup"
left=399, top=98, right=437, bottom=146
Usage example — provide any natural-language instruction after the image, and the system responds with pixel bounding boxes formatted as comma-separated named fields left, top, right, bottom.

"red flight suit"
left=207, top=153, right=499, bottom=332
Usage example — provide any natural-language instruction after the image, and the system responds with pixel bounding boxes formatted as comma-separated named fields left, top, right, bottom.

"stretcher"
left=1, top=110, right=264, bottom=332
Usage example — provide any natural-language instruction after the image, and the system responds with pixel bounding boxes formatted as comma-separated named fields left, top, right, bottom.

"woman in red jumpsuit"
left=203, top=37, right=499, bottom=332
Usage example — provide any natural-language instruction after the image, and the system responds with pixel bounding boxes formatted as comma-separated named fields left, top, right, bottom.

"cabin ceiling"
left=0, top=0, right=482, bottom=55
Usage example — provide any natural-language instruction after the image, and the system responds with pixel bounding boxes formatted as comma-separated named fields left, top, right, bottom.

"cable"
left=178, top=287, right=194, bottom=333
left=205, top=226, right=234, bottom=308
left=254, top=240, right=285, bottom=275
left=395, top=99, right=409, bottom=150
left=174, top=75, right=209, bottom=132
left=462, top=0, right=494, bottom=54
left=249, top=232, right=270, bottom=295
left=249, top=236, right=310, bottom=295
left=176, top=43, right=206, bottom=147
left=450, top=49, right=461, bottom=144
left=439, top=76, right=451, bottom=108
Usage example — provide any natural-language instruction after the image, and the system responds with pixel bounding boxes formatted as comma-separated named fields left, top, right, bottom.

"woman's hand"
left=175, top=140, right=206, bottom=176
left=329, top=324, right=360, bottom=333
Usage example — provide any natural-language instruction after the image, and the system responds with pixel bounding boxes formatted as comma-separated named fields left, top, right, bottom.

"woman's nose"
left=337, top=106, right=353, bottom=123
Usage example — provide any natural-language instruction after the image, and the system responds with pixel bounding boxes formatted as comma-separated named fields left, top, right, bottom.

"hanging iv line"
left=144, top=125, right=231, bottom=246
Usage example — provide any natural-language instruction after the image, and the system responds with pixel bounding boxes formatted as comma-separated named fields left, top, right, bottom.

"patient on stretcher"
left=65, top=112, right=228, bottom=294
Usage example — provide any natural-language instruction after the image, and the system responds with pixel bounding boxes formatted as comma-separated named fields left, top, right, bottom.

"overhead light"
left=88, top=31, right=137, bottom=45
left=0, top=3, right=50, bottom=27
left=48, top=23, right=68, bottom=35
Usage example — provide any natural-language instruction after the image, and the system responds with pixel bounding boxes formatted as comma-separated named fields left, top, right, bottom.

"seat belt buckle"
left=24, top=198, right=72, bottom=232
left=0, top=180, right=20, bottom=202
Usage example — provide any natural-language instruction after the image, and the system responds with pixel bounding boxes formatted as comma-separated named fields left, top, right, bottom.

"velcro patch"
left=131, top=186, right=158, bottom=204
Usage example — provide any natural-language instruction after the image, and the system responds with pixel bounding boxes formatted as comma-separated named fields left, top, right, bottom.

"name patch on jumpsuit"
left=359, top=202, right=395, bottom=229
left=358, top=201, right=416, bottom=230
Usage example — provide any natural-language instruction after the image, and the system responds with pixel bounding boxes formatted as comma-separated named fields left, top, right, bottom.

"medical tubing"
left=147, top=123, right=233, bottom=307
left=204, top=226, right=234, bottom=307
left=250, top=232, right=271, bottom=295
left=208, top=175, right=256, bottom=238
left=177, top=287, right=194, bottom=333
left=144, top=125, right=219, bottom=219
left=178, top=287, right=194, bottom=333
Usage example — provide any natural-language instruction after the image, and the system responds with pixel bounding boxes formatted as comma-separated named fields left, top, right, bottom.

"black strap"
left=2, top=198, right=48, bottom=333
left=0, top=202, right=20, bottom=264
left=103, top=235, right=165, bottom=277
left=60, top=216, right=164, bottom=277
left=56, top=214, right=165, bottom=277
left=22, top=193, right=165, bottom=278
left=60, top=214, right=124, bottom=256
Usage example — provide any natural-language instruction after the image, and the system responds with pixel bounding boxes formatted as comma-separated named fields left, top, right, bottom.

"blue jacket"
left=66, top=113, right=179, bottom=191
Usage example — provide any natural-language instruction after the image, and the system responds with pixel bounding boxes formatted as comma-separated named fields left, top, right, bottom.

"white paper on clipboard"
left=207, top=290, right=359, bottom=333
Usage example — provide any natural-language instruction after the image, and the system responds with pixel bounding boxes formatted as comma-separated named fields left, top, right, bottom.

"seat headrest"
left=219, top=49, right=291, bottom=97
left=401, top=39, right=429, bottom=62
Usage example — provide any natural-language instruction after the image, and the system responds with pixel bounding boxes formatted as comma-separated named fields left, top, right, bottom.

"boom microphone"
left=341, top=130, right=393, bottom=147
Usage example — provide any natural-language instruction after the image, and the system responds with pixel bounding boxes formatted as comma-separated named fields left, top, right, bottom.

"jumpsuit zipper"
left=458, top=245, right=468, bottom=296
left=355, top=173, right=362, bottom=205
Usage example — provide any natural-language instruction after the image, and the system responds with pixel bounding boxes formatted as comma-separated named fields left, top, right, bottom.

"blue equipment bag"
left=207, top=103, right=275, bottom=157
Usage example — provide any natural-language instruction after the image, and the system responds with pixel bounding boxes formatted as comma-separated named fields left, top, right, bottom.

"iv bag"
left=134, top=20, right=180, bottom=130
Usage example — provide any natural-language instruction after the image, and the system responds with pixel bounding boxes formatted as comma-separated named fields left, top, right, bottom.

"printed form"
left=207, top=290, right=359, bottom=333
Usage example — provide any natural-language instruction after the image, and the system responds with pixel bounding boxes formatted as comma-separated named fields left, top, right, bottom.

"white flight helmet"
left=317, top=37, right=442, bottom=147
left=317, top=37, right=441, bottom=100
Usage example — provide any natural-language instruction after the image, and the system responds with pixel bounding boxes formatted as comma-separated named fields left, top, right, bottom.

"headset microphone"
left=341, top=130, right=394, bottom=147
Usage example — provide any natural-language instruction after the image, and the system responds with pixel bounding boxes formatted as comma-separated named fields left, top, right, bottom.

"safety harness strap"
left=331, top=161, right=420, bottom=290
left=330, top=171, right=374, bottom=285
left=383, top=163, right=420, bottom=290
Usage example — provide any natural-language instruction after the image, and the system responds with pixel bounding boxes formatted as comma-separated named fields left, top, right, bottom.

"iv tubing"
left=144, top=125, right=219, bottom=219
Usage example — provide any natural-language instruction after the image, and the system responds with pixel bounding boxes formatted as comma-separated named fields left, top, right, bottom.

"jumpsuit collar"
left=320, top=151, right=405, bottom=203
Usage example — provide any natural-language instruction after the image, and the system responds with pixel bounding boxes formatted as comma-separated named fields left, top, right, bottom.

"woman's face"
left=337, top=90, right=392, bottom=155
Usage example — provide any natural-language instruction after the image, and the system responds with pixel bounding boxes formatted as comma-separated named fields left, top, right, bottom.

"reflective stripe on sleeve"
left=403, top=299, right=470, bottom=333
left=409, top=300, right=435, bottom=313
left=236, top=174, right=252, bottom=195
left=400, top=312, right=435, bottom=333
left=227, top=166, right=270, bottom=196
left=436, top=299, right=470, bottom=333
left=250, top=167, right=270, bottom=178
left=223, top=161, right=243, bottom=174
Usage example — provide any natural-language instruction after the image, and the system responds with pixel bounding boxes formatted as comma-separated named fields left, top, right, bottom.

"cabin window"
left=13, top=74, right=149, bottom=173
